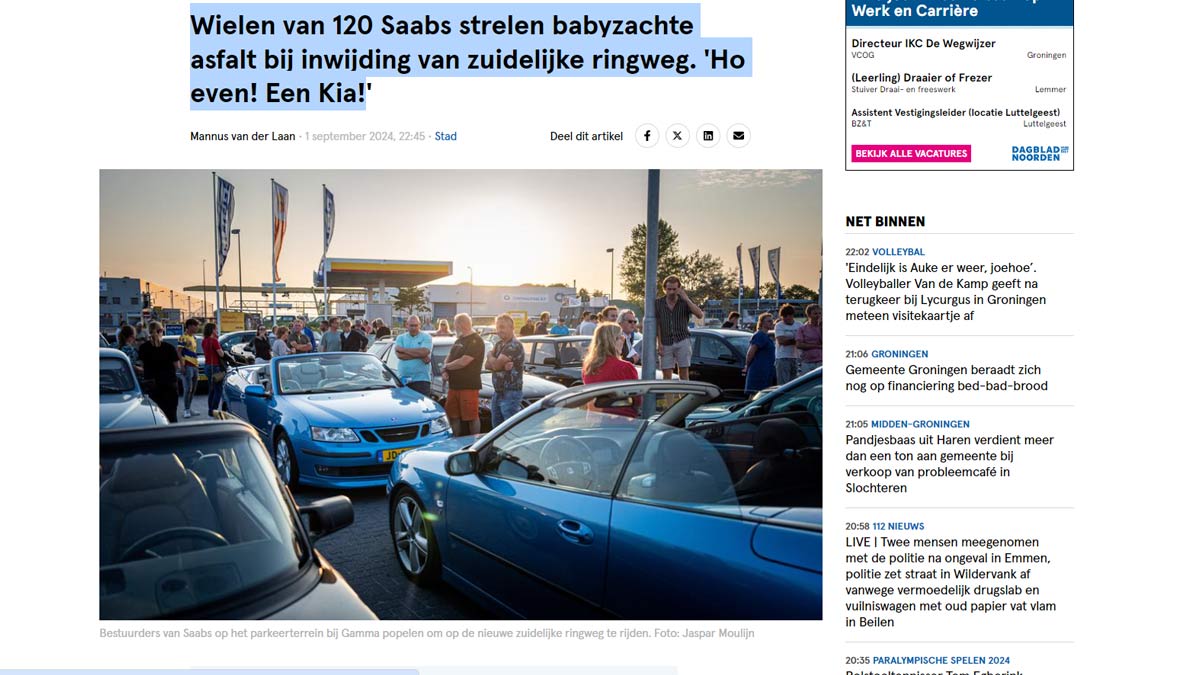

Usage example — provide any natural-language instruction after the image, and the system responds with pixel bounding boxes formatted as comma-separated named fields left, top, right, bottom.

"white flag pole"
left=323, top=184, right=330, bottom=320
left=212, top=172, right=222, bottom=335
left=271, top=179, right=277, bottom=328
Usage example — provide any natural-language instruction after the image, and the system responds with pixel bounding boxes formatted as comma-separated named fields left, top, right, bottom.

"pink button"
left=851, top=144, right=972, bottom=162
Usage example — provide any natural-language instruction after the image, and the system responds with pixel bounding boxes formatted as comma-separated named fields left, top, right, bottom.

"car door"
left=604, top=416, right=821, bottom=619
left=706, top=336, right=746, bottom=391
left=223, top=368, right=251, bottom=419
left=444, top=406, right=639, bottom=618
left=687, top=334, right=742, bottom=391
left=243, top=367, right=275, bottom=434
left=524, top=341, right=558, bottom=380
left=688, top=335, right=719, bottom=388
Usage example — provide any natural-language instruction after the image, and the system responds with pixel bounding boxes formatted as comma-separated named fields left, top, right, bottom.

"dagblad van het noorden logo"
left=1012, top=145, right=1070, bottom=162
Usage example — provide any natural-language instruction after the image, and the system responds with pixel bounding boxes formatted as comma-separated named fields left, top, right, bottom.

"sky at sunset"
left=100, top=170, right=821, bottom=296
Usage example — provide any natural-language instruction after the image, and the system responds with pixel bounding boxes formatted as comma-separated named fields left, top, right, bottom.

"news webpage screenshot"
left=5, top=0, right=1194, bottom=674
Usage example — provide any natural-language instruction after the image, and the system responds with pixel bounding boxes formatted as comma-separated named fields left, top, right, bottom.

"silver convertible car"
left=100, top=348, right=169, bottom=429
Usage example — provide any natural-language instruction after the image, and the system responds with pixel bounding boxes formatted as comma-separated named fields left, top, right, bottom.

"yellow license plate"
left=379, top=448, right=409, bottom=462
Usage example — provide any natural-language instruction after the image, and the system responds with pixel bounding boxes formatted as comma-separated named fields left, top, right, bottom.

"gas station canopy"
left=322, top=258, right=453, bottom=288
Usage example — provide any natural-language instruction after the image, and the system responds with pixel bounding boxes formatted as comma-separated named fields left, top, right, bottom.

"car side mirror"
left=298, top=496, right=354, bottom=543
left=745, top=404, right=766, bottom=417
left=245, top=384, right=269, bottom=398
left=446, top=449, right=479, bottom=476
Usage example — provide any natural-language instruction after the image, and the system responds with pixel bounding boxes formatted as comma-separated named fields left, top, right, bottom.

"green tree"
left=392, top=286, right=430, bottom=315
left=619, top=219, right=685, bottom=303
left=784, top=284, right=819, bottom=300
left=578, top=288, right=591, bottom=304
left=679, top=252, right=736, bottom=304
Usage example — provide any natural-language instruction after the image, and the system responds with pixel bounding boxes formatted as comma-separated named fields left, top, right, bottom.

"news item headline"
left=190, top=3, right=753, bottom=110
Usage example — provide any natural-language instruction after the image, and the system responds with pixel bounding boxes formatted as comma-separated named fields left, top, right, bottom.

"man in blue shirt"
left=549, top=317, right=571, bottom=335
left=394, top=315, right=433, bottom=396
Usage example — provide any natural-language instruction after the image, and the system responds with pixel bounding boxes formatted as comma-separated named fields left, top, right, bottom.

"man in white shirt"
left=618, top=309, right=641, bottom=364
left=774, top=304, right=800, bottom=385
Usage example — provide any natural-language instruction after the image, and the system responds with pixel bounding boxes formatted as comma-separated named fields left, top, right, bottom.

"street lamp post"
left=467, top=266, right=474, bottom=314
left=202, top=259, right=207, bottom=319
left=232, top=228, right=243, bottom=311
left=606, top=248, right=615, bottom=300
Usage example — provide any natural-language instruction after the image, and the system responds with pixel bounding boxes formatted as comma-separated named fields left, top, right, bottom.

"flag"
left=748, top=246, right=761, bottom=298
left=215, top=176, right=235, bottom=276
left=272, top=181, right=288, bottom=282
left=736, top=244, right=744, bottom=291
left=767, top=247, right=782, bottom=299
left=322, top=186, right=335, bottom=256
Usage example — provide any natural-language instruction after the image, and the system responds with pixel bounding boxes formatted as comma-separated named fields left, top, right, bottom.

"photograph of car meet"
left=99, top=170, right=822, bottom=619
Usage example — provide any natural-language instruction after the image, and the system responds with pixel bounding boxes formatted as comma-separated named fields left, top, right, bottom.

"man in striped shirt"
left=654, top=275, right=704, bottom=380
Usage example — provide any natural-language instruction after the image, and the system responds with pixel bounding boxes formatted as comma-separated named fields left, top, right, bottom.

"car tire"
left=390, top=486, right=442, bottom=586
left=273, top=432, right=300, bottom=491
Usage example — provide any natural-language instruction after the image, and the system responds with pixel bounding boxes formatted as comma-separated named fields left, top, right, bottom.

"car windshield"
left=276, top=353, right=397, bottom=394
left=100, top=357, right=136, bottom=393
left=726, top=334, right=751, bottom=353
left=430, top=344, right=451, bottom=372
left=100, top=431, right=307, bottom=619
left=481, top=385, right=715, bottom=494
left=429, top=342, right=502, bottom=374
left=559, top=338, right=590, bottom=364
left=368, top=340, right=392, bottom=360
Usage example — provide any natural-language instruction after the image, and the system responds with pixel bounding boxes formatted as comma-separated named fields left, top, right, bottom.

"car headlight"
left=428, top=415, right=451, bottom=435
left=311, top=426, right=360, bottom=443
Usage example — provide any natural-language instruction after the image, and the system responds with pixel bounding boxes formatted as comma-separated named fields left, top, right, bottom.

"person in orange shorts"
left=440, top=313, right=485, bottom=436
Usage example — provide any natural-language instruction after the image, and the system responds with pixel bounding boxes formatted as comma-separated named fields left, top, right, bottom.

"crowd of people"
left=116, top=318, right=228, bottom=424
left=110, top=280, right=820, bottom=429
left=249, top=317, right=389, bottom=362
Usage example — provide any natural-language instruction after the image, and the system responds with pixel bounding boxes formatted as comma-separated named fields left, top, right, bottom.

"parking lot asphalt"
left=293, top=485, right=493, bottom=620
left=175, top=398, right=492, bottom=620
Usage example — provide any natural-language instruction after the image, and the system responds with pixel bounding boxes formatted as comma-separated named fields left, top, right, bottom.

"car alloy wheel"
left=390, top=488, right=441, bottom=585
left=394, top=496, right=429, bottom=574
left=274, top=435, right=298, bottom=489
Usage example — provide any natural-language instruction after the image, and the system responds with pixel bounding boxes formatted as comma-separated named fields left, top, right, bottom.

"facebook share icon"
left=636, top=123, right=659, bottom=148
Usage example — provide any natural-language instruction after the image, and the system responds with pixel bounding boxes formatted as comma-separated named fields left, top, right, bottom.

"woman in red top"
left=201, top=322, right=226, bottom=417
left=581, top=322, right=639, bottom=417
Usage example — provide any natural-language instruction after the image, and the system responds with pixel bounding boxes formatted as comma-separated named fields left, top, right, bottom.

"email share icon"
left=732, top=131, right=745, bottom=141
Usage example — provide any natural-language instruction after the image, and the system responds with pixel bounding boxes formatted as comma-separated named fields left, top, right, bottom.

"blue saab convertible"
left=222, top=352, right=452, bottom=489
left=386, top=380, right=821, bottom=619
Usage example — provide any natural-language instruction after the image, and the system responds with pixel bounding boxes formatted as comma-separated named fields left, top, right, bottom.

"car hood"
left=99, top=393, right=166, bottom=429
left=284, top=387, right=441, bottom=427
left=267, top=553, right=377, bottom=620
left=398, top=434, right=481, bottom=474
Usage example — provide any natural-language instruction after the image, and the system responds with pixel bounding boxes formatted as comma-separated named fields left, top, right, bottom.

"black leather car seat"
left=99, top=453, right=221, bottom=565
left=626, top=430, right=730, bottom=503
left=733, top=418, right=821, bottom=506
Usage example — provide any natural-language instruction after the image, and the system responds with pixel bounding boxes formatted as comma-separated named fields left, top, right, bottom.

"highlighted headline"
left=190, top=3, right=753, bottom=110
